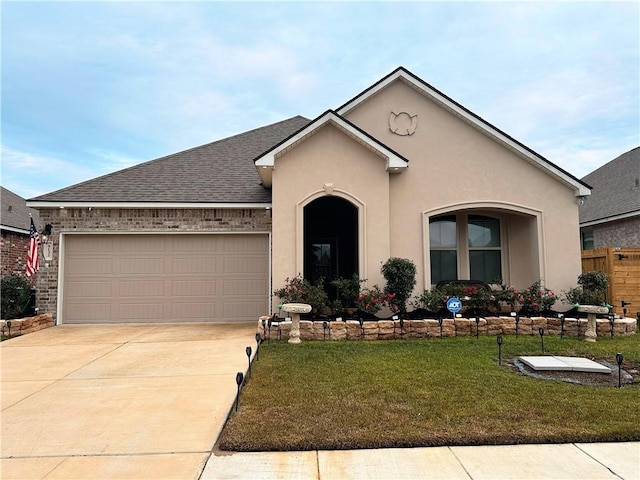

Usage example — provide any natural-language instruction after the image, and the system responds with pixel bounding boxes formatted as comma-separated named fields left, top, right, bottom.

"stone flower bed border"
left=258, top=316, right=637, bottom=341
left=1, top=313, right=54, bottom=338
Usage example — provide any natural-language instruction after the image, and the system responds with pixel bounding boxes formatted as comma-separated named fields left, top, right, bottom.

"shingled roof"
left=1, top=186, right=40, bottom=233
left=29, top=116, right=310, bottom=204
left=579, top=146, right=640, bottom=225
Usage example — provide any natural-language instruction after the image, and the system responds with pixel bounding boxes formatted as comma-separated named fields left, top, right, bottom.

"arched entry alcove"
left=304, top=196, right=358, bottom=299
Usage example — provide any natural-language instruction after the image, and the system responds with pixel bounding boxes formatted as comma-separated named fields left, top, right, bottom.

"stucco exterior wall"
left=344, top=80, right=582, bottom=294
left=271, top=124, right=391, bottom=294
left=33, top=207, right=271, bottom=321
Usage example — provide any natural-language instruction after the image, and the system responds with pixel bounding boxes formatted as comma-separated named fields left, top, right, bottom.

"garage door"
left=62, top=234, right=269, bottom=324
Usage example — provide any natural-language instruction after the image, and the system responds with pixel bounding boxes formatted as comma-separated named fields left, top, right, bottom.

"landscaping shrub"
left=563, top=271, right=609, bottom=306
left=356, top=285, right=395, bottom=316
left=273, top=274, right=329, bottom=315
left=381, top=257, right=416, bottom=315
left=330, top=274, right=364, bottom=310
left=519, top=281, right=558, bottom=315
left=1, top=274, right=32, bottom=320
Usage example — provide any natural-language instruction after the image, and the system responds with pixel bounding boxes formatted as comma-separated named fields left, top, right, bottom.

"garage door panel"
left=171, top=279, right=217, bottom=296
left=171, top=302, right=216, bottom=319
left=119, top=280, right=166, bottom=297
left=223, top=279, right=267, bottom=296
left=66, top=303, right=113, bottom=322
left=66, top=281, right=112, bottom=298
left=223, top=257, right=268, bottom=274
left=172, top=257, right=219, bottom=274
left=223, top=301, right=265, bottom=318
left=118, top=303, right=165, bottom=320
left=63, top=234, right=268, bottom=324
left=118, top=236, right=166, bottom=252
left=67, top=258, right=113, bottom=274
left=172, top=236, right=222, bottom=252
left=119, top=258, right=166, bottom=275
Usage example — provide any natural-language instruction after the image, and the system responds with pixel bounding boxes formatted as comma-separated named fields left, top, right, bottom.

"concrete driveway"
left=1, top=323, right=257, bottom=479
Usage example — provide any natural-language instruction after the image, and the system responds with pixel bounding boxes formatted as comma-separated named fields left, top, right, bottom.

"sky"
left=1, top=1, right=638, bottom=200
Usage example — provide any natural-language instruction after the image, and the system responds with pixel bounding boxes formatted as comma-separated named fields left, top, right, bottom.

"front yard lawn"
left=218, top=334, right=640, bottom=451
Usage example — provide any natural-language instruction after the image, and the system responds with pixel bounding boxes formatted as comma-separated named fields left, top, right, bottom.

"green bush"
left=330, top=274, right=365, bottom=309
left=412, top=288, right=447, bottom=312
left=381, top=257, right=416, bottom=315
left=563, top=271, right=609, bottom=306
left=273, top=274, right=329, bottom=315
left=1, top=275, right=32, bottom=320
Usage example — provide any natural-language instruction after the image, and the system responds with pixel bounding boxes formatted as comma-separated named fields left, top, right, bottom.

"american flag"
left=26, top=217, right=40, bottom=277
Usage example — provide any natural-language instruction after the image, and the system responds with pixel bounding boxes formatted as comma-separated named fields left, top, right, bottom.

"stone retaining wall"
left=1, top=313, right=54, bottom=337
left=257, top=316, right=637, bottom=341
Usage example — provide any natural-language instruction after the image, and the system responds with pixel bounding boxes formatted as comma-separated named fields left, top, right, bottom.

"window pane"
left=431, top=250, right=458, bottom=284
left=468, top=215, right=500, bottom=247
left=469, top=250, right=502, bottom=283
left=581, top=231, right=594, bottom=250
left=430, top=216, right=457, bottom=247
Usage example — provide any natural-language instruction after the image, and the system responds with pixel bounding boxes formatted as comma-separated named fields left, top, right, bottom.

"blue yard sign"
left=446, top=297, right=462, bottom=314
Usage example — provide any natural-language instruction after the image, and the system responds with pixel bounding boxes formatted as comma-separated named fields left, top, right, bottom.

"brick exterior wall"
left=591, top=216, right=640, bottom=248
left=0, top=230, right=36, bottom=285
left=35, top=207, right=272, bottom=322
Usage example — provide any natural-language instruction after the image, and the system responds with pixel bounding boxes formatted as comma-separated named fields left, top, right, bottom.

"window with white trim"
left=430, top=214, right=503, bottom=285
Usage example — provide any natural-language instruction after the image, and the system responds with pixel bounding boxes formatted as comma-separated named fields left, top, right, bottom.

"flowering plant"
left=462, top=285, right=493, bottom=311
left=273, top=274, right=329, bottom=314
left=519, top=281, right=557, bottom=314
left=356, top=285, right=397, bottom=316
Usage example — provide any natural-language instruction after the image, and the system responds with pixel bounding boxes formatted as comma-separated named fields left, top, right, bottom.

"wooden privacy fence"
left=582, top=247, right=640, bottom=318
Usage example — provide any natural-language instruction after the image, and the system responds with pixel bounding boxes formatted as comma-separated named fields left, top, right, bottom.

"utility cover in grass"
left=520, top=356, right=611, bottom=373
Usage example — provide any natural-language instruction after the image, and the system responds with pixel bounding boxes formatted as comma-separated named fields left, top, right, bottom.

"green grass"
left=218, top=334, right=640, bottom=451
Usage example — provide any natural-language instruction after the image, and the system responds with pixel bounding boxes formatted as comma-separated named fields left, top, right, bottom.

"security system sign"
left=446, top=297, right=462, bottom=314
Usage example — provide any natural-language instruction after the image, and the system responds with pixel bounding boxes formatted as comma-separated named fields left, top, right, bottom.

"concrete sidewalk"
left=202, top=442, right=640, bottom=479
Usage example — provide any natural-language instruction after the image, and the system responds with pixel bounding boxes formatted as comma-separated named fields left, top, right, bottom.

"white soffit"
left=255, top=110, right=408, bottom=187
left=337, top=69, right=590, bottom=197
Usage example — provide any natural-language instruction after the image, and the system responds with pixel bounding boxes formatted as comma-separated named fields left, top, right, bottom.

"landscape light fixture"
left=438, top=316, right=443, bottom=339
left=359, top=317, right=364, bottom=340
left=608, top=314, right=615, bottom=338
left=475, top=316, right=480, bottom=338
left=245, top=346, right=252, bottom=379
left=616, top=353, right=624, bottom=388
left=323, top=321, right=328, bottom=341
left=538, top=327, right=545, bottom=353
left=5, top=320, right=12, bottom=338
left=558, top=313, right=565, bottom=338
left=234, top=372, right=244, bottom=411
left=255, top=333, right=261, bottom=360
left=515, top=313, right=520, bottom=337
left=497, top=335, right=503, bottom=366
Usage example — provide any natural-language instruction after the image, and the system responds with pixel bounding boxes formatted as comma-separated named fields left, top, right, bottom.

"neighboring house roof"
left=28, top=116, right=310, bottom=207
left=337, top=67, right=591, bottom=197
left=254, top=110, right=409, bottom=187
left=1, top=186, right=40, bottom=234
left=579, top=146, right=640, bottom=226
